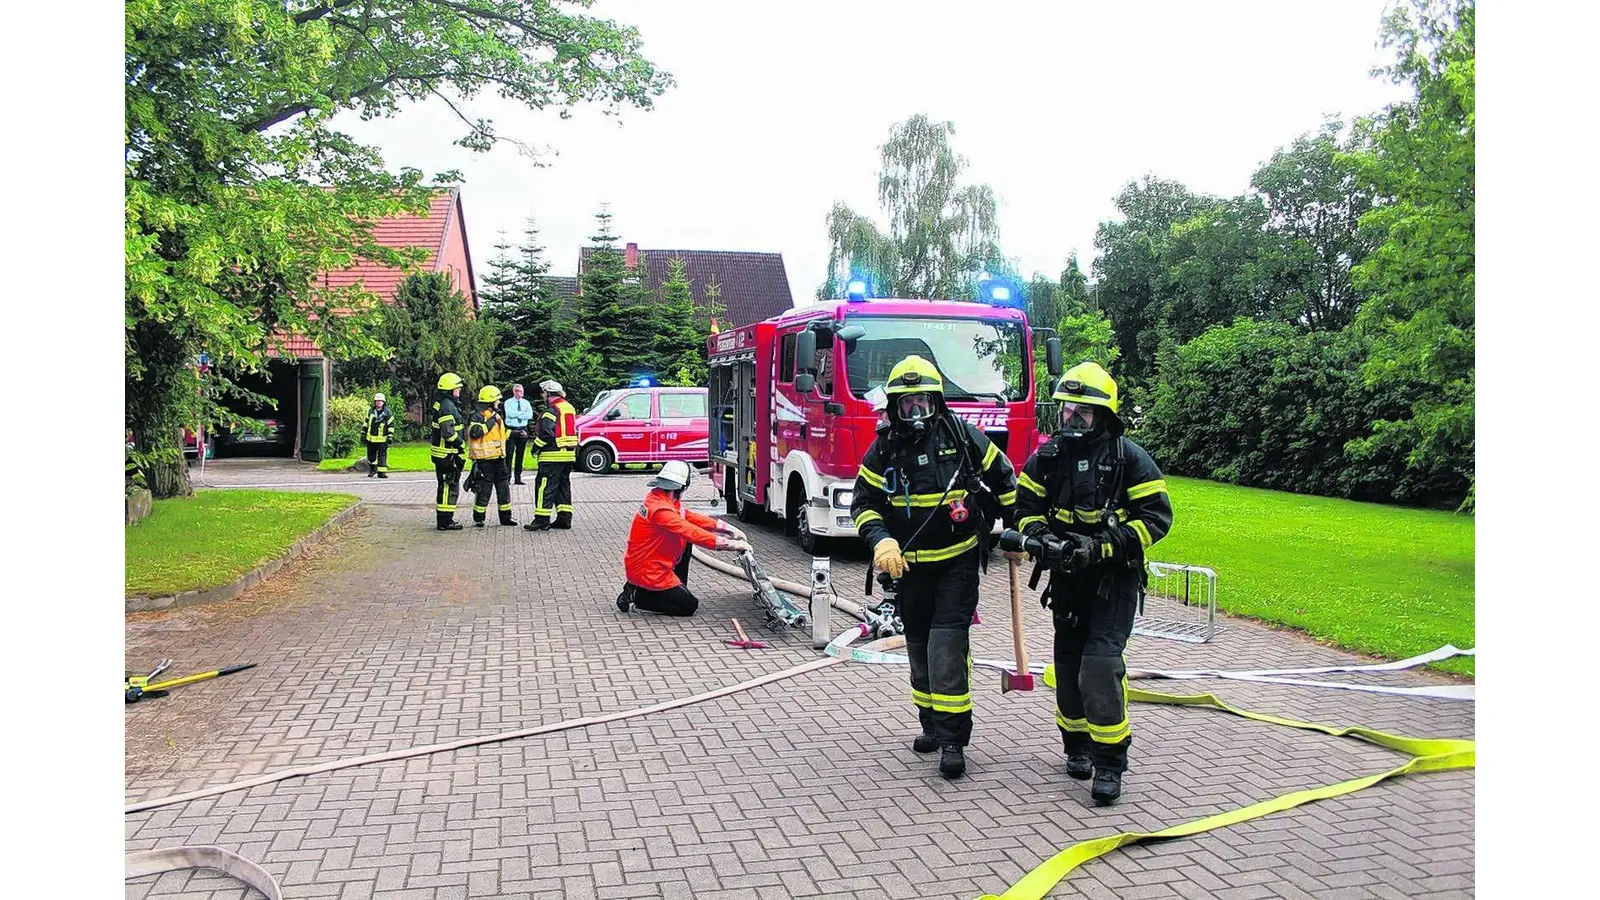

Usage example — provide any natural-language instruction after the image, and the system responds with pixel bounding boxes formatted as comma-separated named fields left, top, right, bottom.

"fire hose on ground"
left=127, top=553, right=1475, bottom=898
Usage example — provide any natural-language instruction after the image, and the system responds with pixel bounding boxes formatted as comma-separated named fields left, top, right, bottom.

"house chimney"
left=625, top=242, right=638, bottom=269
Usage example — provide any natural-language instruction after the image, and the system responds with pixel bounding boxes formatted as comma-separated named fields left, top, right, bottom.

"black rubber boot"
left=524, top=519, right=551, bottom=532
left=1066, top=755, right=1093, bottom=780
left=912, top=733, right=939, bottom=754
left=939, top=745, right=966, bottom=780
left=500, top=517, right=518, bottom=527
left=437, top=521, right=463, bottom=531
left=473, top=520, right=485, bottom=528
left=553, top=512, right=572, bottom=530
left=367, top=470, right=376, bottom=478
left=1091, top=769, right=1122, bottom=805
left=377, top=472, right=388, bottom=479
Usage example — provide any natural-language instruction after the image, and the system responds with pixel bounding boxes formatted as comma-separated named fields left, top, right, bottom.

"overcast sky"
left=336, top=0, right=1412, bottom=306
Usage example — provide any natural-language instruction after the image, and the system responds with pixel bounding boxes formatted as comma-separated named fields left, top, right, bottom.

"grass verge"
left=126, top=490, right=359, bottom=598
left=316, top=443, right=435, bottom=472
left=1157, top=476, right=1474, bottom=677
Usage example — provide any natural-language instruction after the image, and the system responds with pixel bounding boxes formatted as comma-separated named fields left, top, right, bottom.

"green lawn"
left=126, top=490, right=359, bottom=598
left=317, top=442, right=435, bottom=472
left=1157, top=476, right=1474, bottom=676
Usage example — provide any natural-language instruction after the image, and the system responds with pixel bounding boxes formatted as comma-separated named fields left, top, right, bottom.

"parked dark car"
left=214, top=416, right=293, bottom=456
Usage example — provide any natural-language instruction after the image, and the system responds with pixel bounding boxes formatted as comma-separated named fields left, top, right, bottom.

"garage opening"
left=214, top=360, right=301, bottom=458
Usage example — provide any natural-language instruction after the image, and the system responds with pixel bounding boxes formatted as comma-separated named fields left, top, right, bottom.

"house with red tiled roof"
left=544, top=243, right=793, bottom=329
left=244, top=188, right=477, bottom=461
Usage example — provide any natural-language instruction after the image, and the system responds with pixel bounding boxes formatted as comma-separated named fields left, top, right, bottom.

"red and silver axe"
left=1001, top=556, right=1035, bottom=693
left=724, top=618, right=770, bottom=650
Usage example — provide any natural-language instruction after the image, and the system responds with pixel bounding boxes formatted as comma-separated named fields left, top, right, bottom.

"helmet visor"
left=1060, top=402, right=1097, bottom=433
left=897, top=392, right=936, bottom=422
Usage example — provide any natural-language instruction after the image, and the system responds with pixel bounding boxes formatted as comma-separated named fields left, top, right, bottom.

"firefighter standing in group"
left=525, top=379, right=578, bottom=531
left=615, top=460, right=751, bottom=617
left=1013, top=362, right=1173, bottom=805
left=466, top=385, right=518, bottom=528
left=849, top=355, right=1018, bottom=780
left=430, top=372, right=468, bottom=531
left=364, top=392, right=394, bottom=479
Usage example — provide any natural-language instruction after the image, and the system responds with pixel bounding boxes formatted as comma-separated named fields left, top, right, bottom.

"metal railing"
left=1135, top=561, right=1220, bottom=643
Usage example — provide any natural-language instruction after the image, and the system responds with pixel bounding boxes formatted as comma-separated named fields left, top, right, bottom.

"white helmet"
left=647, top=460, right=693, bottom=492
left=373, top=393, right=386, bottom=403
left=539, top=380, right=564, bottom=395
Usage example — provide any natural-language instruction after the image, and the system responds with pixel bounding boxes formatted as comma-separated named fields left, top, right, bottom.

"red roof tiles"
left=270, top=188, right=474, bottom=359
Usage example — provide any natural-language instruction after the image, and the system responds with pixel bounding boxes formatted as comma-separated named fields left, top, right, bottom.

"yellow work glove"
left=873, top=538, right=909, bottom=579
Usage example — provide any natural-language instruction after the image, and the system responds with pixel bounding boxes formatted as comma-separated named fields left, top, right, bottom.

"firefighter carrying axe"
left=1001, top=555, right=1035, bottom=693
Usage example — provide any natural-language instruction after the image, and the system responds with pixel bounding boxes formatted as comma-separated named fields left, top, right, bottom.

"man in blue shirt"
left=503, top=383, right=535, bottom=484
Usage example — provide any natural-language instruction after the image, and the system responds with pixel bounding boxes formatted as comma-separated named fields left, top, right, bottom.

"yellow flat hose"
left=974, top=686, right=1475, bottom=900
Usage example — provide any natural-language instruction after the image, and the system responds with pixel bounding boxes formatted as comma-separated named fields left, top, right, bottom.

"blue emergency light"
left=633, top=376, right=654, bottom=387
left=978, top=273, right=1024, bottom=309
left=846, top=279, right=869, bottom=301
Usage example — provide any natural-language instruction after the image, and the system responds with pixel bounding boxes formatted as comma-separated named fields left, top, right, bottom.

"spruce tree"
left=483, top=218, right=577, bottom=387
left=578, top=207, right=656, bottom=384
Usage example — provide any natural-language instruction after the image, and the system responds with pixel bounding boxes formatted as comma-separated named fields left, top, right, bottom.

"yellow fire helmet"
left=884, top=355, right=945, bottom=396
left=1053, top=362, right=1119, bottom=414
left=437, top=372, right=465, bottom=391
left=478, top=385, right=503, bottom=404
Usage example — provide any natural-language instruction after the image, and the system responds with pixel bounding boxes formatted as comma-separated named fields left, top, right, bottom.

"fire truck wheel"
left=579, top=444, right=614, bottom=475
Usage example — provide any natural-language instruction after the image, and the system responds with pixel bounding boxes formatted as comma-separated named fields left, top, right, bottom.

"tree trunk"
left=148, top=457, right=195, bottom=499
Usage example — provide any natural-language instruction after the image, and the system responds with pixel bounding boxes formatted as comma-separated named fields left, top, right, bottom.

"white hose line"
left=693, top=551, right=1472, bottom=700
left=125, top=629, right=895, bottom=817
left=126, top=846, right=282, bottom=899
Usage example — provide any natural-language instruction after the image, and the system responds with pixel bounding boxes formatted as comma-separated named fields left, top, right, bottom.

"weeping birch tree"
left=818, top=115, right=1003, bottom=300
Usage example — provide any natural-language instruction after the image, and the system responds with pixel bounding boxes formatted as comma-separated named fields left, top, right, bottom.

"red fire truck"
left=707, top=289, right=1062, bottom=553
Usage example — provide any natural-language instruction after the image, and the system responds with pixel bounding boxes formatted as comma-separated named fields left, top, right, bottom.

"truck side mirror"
left=1046, top=337, right=1063, bottom=377
left=604, top=408, right=621, bottom=421
left=836, top=324, right=866, bottom=351
left=794, top=372, right=816, bottom=394
left=795, top=331, right=817, bottom=374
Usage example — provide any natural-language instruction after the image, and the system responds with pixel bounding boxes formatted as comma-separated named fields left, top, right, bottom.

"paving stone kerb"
left=125, top=498, right=365, bottom=613
left=126, top=460, right=1473, bottom=899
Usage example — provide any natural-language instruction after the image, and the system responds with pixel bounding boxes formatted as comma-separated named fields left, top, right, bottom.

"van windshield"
left=584, top=390, right=621, bottom=415
left=843, top=315, right=1028, bottom=402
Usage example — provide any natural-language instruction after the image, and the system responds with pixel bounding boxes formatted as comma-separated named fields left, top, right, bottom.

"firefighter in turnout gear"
left=525, top=380, right=578, bottom=531
left=430, top=373, right=468, bottom=531
left=1015, top=362, right=1173, bottom=805
left=466, top=385, right=518, bottom=528
left=850, top=355, right=1018, bottom=780
left=364, top=393, right=394, bottom=478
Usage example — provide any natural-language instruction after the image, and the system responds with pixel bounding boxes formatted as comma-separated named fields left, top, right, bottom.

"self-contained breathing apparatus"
left=1001, top=431, right=1141, bottom=628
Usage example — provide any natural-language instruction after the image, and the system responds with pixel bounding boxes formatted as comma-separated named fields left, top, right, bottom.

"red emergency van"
left=575, top=386, right=710, bottom=474
left=707, top=291, right=1062, bottom=553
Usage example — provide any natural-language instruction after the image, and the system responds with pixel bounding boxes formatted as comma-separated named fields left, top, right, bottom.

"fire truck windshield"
left=842, top=316, right=1028, bottom=402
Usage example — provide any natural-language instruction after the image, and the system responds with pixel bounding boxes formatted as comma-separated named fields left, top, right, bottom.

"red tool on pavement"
left=972, top=610, right=983, bottom=625
left=724, top=618, right=770, bottom=650
left=1001, top=556, right=1035, bottom=693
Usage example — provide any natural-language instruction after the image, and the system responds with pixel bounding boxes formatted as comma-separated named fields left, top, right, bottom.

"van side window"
left=780, top=332, right=796, bottom=383
left=617, top=393, right=652, bottom=420
left=660, top=392, right=706, bottom=419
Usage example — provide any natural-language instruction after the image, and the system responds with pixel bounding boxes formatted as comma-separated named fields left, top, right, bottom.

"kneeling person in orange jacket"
left=618, top=460, right=751, bottom=617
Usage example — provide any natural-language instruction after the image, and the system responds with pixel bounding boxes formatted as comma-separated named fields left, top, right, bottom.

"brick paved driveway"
left=125, top=460, right=1473, bottom=899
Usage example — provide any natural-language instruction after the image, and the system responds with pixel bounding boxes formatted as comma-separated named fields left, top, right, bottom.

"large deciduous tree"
left=819, top=115, right=1002, bottom=300
left=1092, top=176, right=1212, bottom=386
left=1251, top=122, right=1377, bottom=331
left=1342, top=0, right=1475, bottom=509
left=126, top=0, right=671, bottom=496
